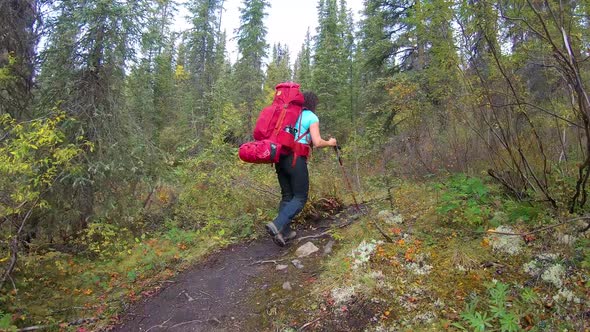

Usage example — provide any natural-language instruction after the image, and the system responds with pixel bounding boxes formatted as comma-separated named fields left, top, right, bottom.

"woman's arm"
left=309, top=122, right=337, bottom=148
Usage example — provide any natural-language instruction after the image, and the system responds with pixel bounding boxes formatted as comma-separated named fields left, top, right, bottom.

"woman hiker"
left=265, top=91, right=338, bottom=246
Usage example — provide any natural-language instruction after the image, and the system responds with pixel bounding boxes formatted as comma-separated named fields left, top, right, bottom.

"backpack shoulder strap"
left=295, top=129, right=310, bottom=143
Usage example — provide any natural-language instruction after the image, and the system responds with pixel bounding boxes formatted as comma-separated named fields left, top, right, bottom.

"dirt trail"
left=111, top=216, right=345, bottom=332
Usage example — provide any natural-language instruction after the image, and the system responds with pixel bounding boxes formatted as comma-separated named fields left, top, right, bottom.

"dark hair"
left=302, top=91, right=318, bottom=112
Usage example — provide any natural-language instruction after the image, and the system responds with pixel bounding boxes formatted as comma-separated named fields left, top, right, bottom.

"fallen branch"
left=169, top=319, right=205, bottom=329
left=295, top=230, right=332, bottom=243
left=298, top=317, right=321, bottom=331
left=197, top=289, right=215, bottom=299
left=19, top=326, right=49, bottom=332
left=247, top=258, right=287, bottom=266
left=294, top=214, right=358, bottom=244
left=371, top=221, right=394, bottom=243
left=18, top=317, right=97, bottom=332
left=486, top=215, right=590, bottom=237
left=335, top=219, right=355, bottom=229
left=145, top=317, right=172, bottom=332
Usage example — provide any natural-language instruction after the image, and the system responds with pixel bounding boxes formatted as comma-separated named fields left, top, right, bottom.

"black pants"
left=272, top=153, right=309, bottom=234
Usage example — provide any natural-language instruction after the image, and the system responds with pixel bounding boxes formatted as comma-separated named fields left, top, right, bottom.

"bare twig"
left=19, top=325, right=51, bottom=332
left=295, top=230, right=332, bottom=243
left=336, top=219, right=355, bottom=229
left=298, top=317, right=321, bottom=331
left=371, top=221, right=394, bottom=243
left=486, top=215, right=590, bottom=236
left=142, top=184, right=158, bottom=210
left=145, top=317, right=172, bottom=332
left=197, top=289, right=215, bottom=299
left=169, top=319, right=205, bottom=329
left=247, top=258, right=287, bottom=266
left=18, top=317, right=97, bottom=332
left=1, top=197, right=38, bottom=290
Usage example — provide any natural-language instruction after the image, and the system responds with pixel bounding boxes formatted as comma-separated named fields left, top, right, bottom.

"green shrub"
left=436, top=174, right=492, bottom=225
left=454, top=282, right=522, bottom=332
left=78, top=221, right=133, bottom=258
left=504, top=200, right=544, bottom=224
left=0, top=310, right=16, bottom=331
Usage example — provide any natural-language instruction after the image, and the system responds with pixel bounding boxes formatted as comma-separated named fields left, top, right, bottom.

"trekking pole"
left=333, top=146, right=362, bottom=213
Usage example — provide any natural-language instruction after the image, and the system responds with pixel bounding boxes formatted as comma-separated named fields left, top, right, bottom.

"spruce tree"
left=185, top=0, right=224, bottom=131
left=38, top=0, right=152, bottom=230
left=127, top=0, right=177, bottom=142
left=0, top=0, right=38, bottom=120
left=293, top=29, right=313, bottom=90
left=233, top=0, right=270, bottom=131
left=312, top=0, right=350, bottom=136
left=263, top=43, right=292, bottom=103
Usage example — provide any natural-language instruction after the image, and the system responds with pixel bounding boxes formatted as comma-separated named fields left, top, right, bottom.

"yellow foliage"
left=0, top=112, right=87, bottom=219
left=174, top=65, right=189, bottom=81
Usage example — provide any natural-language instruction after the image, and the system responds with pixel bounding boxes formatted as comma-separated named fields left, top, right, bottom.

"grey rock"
left=282, top=282, right=292, bottom=291
left=296, top=242, right=319, bottom=258
left=291, top=259, right=304, bottom=269
left=324, top=240, right=335, bottom=254
left=377, top=210, right=402, bottom=224
left=276, top=264, right=288, bottom=271
left=557, top=234, right=576, bottom=246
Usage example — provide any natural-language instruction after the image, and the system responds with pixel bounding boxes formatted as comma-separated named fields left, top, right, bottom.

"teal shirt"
left=294, top=109, right=319, bottom=145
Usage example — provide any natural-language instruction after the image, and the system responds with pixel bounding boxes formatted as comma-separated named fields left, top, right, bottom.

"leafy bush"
left=0, top=112, right=87, bottom=289
left=79, top=221, right=132, bottom=258
left=436, top=174, right=492, bottom=225
left=503, top=200, right=544, bottom=224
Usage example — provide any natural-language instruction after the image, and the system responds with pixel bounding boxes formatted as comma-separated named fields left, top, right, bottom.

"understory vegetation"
left=259, top=180, right=589, bottom=331
left=1, top=0, right=590, bottom=330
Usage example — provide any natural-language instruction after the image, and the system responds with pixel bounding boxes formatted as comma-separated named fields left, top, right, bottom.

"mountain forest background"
left=1, top=0, right=590, bottom=330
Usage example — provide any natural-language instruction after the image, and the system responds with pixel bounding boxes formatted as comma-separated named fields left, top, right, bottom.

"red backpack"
left=239, top=82, right=311, bottom=164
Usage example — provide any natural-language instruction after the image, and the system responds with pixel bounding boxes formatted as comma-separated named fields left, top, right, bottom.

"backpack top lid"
left=274, top=82, right=304, bottom=106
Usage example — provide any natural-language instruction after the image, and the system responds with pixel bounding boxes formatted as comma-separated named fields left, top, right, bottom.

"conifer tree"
left=263, top=43, right=292, bottom=102
left=127, top=0, right=177, bottom=142
left=233, top=0, right=270, bottom=131
left=185, top=0, right=224, bottom=131
left=38, top=0, right=152, bottom=229
left=417, top=0, right=459, bottom=112
left=0, top=0, right=38, bottom=120
left=293, top=29, right=313, bottom=90
left=338, top=0, right=356, bottom=125
left=358, top=0, right=411, bottom=76
left=312, top=0, right=351, bottom=136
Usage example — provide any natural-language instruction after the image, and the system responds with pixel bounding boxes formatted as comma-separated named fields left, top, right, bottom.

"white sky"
left=176, top=0, right=365, bottom=63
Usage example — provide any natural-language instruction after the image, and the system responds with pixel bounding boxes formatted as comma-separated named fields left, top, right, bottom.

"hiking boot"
left=265, top=222, right=279, bottom=236
left=266, top=223, right=286, bottom=247
left=273, top=233, right=286, bottom=247
left=283, top=230, right=297, bottom=242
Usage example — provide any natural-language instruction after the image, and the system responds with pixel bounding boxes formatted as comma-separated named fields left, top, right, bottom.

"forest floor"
left=109, top=179, right=590, bottom=332
left=4, top=180, right=589, bottom=331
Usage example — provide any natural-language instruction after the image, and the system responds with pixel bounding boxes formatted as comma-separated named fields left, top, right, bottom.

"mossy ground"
left=1, top=229, right=231, bottom=331
left=257, top=181, right=590, bottom=331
